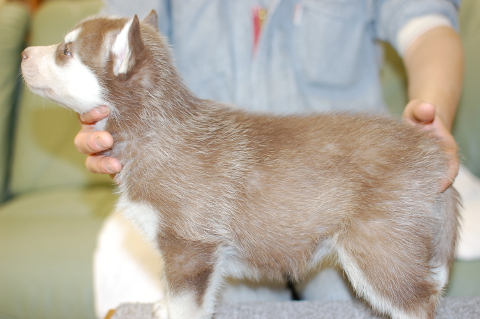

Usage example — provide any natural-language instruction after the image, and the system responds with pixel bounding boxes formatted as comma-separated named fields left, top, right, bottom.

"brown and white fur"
left=21, top=11, right=460, bottom=319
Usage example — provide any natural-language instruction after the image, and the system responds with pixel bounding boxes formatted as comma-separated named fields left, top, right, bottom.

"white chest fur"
left=116, top=194, right=161, bottom=245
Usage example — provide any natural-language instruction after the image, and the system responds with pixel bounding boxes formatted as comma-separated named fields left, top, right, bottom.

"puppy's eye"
left=63, top=43, right=72, bottom=56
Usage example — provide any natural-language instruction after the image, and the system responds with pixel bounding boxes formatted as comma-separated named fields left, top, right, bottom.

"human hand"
left=74, top=105, right=122, bottom=176
left=402, top=100, right=459, bottom=192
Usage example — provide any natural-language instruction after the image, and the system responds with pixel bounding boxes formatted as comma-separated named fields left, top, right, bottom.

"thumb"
left=404, top=100, right=436, bottom=125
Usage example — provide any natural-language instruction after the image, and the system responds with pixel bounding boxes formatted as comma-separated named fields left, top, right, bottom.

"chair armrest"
left=0, top=2, right=30, bottom=202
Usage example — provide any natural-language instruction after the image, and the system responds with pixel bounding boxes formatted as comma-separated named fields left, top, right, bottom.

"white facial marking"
left=21, top=45, right=104, bottom=114
left=64, top=27, right=82, bottom=44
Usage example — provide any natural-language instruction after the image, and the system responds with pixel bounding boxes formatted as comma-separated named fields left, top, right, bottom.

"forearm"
left=403, top=26, right=464, bottom=131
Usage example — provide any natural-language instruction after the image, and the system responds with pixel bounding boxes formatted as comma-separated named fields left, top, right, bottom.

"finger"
left=404, top=100, right=436, bottom=125
left=78, top=105, right=110, bottom=124
left=85, top=155, right=122, bottom=174
left=412, top=102, right=435, bottom=124
left=74, top=130, right=114, bottom=154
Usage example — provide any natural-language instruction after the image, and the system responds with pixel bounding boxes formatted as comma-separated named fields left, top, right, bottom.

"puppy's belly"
left=222, top=236, right=334, bottom=281
left=221, top=255, right=266, bottom=281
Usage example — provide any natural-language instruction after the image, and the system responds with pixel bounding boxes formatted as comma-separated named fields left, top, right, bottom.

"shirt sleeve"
left=396, top=14, right=453, bottom=56
left=374, top=0, right=460, bottom=55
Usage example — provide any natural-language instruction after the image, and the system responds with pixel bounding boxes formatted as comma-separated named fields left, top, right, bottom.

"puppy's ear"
left=143, top=10, right=158, bottom=30
left=111, top=15, right=144, bottom=76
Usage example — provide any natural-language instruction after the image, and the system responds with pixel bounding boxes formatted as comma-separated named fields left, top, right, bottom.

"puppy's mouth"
left=24, top=81, right=48, bottom=92
left=22, top=76, right=61, bottom=104
left=34, top=87, right=64, bottom=105
left=24, top=80, right=54, bottom=97
left=21, top=60, right=53, bottom=92
left=22, top=70, right=45, bottom=89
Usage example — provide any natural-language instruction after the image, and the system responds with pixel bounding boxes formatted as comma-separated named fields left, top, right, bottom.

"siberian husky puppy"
left=21, top=11, right=460, bottom=319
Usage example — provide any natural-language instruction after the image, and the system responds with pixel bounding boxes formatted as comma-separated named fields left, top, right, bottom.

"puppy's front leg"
left=153, top=237, right=222, bottom=319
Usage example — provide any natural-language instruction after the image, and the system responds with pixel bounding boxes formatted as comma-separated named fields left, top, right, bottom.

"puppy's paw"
left=152, top=299, right=169, bottom=319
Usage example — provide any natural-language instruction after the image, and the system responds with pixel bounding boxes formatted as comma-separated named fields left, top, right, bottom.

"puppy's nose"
left=21, top=48, right=31, bottom=60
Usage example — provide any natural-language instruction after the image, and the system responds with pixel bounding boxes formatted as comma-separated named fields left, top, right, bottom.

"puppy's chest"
left=117, top=193, right=161, bottom=244
left=112, top=138, right=194, bottom=204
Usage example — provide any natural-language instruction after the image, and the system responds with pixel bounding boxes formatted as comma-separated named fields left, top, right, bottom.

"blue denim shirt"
left=102, top=0, right=459, bottom=114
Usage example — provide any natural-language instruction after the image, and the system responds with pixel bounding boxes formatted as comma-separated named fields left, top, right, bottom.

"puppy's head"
left=21, top=11, right=160, bottom=114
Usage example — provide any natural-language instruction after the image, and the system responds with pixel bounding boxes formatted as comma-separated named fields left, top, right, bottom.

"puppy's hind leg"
left=336, top=219, right=441, bottom=319
left=153, top=237, right=224, bottom=319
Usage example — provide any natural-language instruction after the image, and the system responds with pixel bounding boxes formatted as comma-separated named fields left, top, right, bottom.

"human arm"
left=402, top=25, right=463, bottom=192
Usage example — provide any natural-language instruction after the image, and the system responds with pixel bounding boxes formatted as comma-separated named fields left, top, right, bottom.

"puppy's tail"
left=430, top=186, right=461, bottom=292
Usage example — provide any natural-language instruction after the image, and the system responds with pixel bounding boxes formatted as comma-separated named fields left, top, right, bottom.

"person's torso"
left=166, top=0, right=386, bottom=114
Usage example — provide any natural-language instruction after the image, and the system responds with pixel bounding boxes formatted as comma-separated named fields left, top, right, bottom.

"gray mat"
left=112, top=297, right=480, bottom=318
